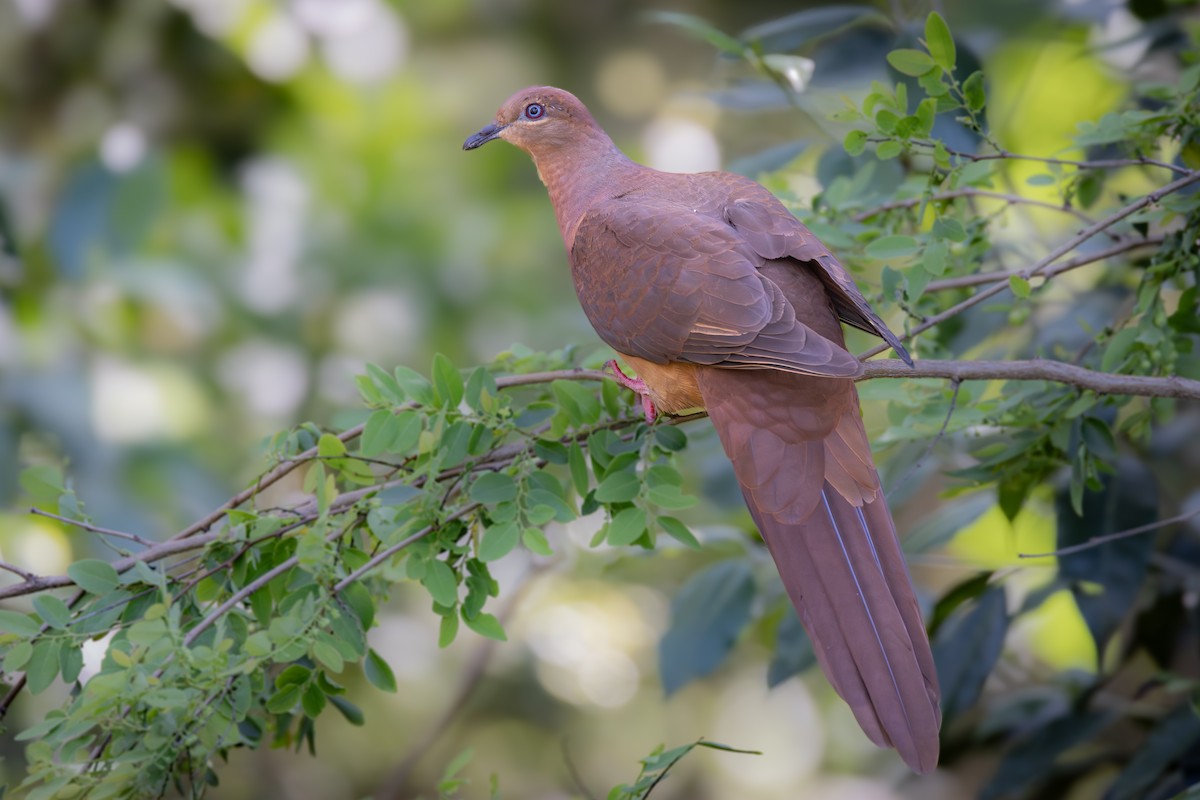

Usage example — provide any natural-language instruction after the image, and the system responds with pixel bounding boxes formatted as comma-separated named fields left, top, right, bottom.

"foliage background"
left=1, top=0, right=1199, bottom=798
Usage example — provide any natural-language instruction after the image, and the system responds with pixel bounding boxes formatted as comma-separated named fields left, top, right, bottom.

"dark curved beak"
left=463, top=122, right=506, bottom=151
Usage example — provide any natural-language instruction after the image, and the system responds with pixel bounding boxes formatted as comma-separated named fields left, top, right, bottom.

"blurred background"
left=0, top=0, right=1194, bottom=797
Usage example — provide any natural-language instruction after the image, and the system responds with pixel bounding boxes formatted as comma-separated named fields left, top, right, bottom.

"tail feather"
left=697, top=368, right=941, bottom=773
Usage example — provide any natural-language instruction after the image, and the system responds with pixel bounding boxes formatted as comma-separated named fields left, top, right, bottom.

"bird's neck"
left=530, top=131, right=640, bottom=247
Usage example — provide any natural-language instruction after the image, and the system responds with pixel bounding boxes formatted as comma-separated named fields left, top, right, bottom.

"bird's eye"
left=524, top=103, right=545, bottom=120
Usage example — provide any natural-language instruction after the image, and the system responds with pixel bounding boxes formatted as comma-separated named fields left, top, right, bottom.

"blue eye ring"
left=524, top=102, right=545, bottom=120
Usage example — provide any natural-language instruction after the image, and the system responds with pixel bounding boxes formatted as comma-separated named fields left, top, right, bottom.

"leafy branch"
left=5, top=8, right=1200, bottom=797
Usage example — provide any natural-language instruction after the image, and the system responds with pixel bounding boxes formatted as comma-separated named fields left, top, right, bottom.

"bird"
left=464, top=86, right=940, bottom=773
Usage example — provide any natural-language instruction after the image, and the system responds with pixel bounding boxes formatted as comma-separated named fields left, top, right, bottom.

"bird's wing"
left=719, top=181, right=912, bottom=365
left=569, top=197, right=862, bottom=377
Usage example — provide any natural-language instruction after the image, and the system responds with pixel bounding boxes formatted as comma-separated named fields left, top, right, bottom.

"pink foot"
left=605, top=359, right=658, bottom=423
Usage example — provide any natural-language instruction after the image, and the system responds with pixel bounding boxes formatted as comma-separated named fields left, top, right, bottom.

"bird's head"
left=463, top=86, right=599, bottom=156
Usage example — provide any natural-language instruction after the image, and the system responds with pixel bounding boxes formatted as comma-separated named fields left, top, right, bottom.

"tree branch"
left=926, top=236, right=1164, bottom=292
left=859, top=169, right=1200, bottom=359
left=1018, top=507, right=1200, bottom=558
left=859, top=359, right=1200, bottom=400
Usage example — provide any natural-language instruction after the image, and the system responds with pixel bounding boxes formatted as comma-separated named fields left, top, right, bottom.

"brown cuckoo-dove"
left=464, top=86, right=940, bottom=772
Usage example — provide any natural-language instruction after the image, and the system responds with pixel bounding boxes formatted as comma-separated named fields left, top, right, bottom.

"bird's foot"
left=605, top=359, right=658, bottom=423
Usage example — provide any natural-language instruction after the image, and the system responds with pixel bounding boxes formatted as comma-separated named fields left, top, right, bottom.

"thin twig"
left=853, top=187, right=1098, bottom=225
left=0, top=561, right=36, bottom=580
left=561, top=738, right=600, bottom=800
left=181, top=519, right=359, bottom=648
left=859, top=169, right=1200, bottom=359
left=30, top=508, right=153, bottom=546
left=1019, top=508, right=1200, bottom=559
left=902, top=140, right=1190, bottom=176
left=926, top=236, right=1164, bottom=292
left=332, top=504, right=481, bottom=593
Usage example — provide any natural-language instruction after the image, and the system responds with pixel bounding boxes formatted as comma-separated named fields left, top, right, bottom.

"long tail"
left=696, top=367, right=941, bottom=773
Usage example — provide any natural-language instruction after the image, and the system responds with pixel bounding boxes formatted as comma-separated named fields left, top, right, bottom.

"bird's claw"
left=605, top=359, right=658, bottom=423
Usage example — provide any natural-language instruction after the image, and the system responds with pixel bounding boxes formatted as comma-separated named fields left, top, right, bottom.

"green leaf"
left=421, top=560, right=458, bottom=608
left=464, top=366, right=499, bottom=412
left=647, top=485, right=698, bottom=510
left=276, top=666, right=312, bottom=691
left=874, top=108, right=899, bottom=134
left=0, top=610, right=42, bottom=637
left=875, top=140, right=903, bottom=160
left=364, top=649, right=397, bottom=693
left=67, top=559, right=119, bottom=594
left=865, top=235, right=919, bottom=261
left=393, top=365, right=435, bottom=406
left=1075, top=171, right=1103, bottom=209
left=843, top=129, right=867, bottom=156
left=32, top=595, right=71, bottom=630
left=924, top=12, right=956, bottom=72
left=654, top=426, right=687, bottom=452
left=914, top=97, right=936, bottom=137
left=360, top=409, right=399, bottom=457
left=317, top=432, right=346, bottom=458
left=1009, top=274, right=1031, bottom=298
left=522, top=527, right=554, bottom=556
left=330, top=695, right=365, bottom=725
left=919, top=69, right=949, bottom=98
left=595, top=470, right=640, bottom=503
left=126, top=617, right=167, bottom=647
left=887, top=48, right=936, bottom=76
left=431, top=353, right=464, bottom=409
left=931, top=215, right=966, bottom=242
left=391, top=412, right=423, bottom=454
left=301, top=683, right=327, bottom=718
left=645, top=11, right=746, bottom=56
left=905, top=263, right=931, bottom=301
left=312, top=638, right=345, bottom=673
left=607, top=507, right=648, bottom=546
left=981, top=711, right=1114, bottom=800
left=365, top=363, right=405, bottom=404
left=1107, top=706, right=1200, bottom=800
left=659, top=560, right=756, bottom=694
left=962, top=70, right=986, bottom=111
left=244, top=631, right=272, bottom=657
left=657, top=516, right=701, bottom=549
left=1056, top=462, right=1157, bottom=656
left=3, top=640, right=33, bottom=672
left=923, top=241, right=948, bottom=276
left=957, top=159, right=995, bottom=186
left=1101, top=327, right=1139, bottom=372
left=1025, top=173, right=1056, bottom=186
left=479, top=521, right=520, bottom=562
left=19, top=465, right=66, bottom=510
left=438, top=612, right=459, bottom=648
left=567, top=443, right=590, bottom=495
left=931, top=585, right=1008, bottom=718
left=266, top=683, right=303, bottom=714
left=463, top=611, right=507, bottom=641
left=26, top=639, right=62, bottom=695
left=470, top=472, right=518, bottom=505
left=551, top=379, right=602, bottom=426
left=768, top=606, right=816, bottom=686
